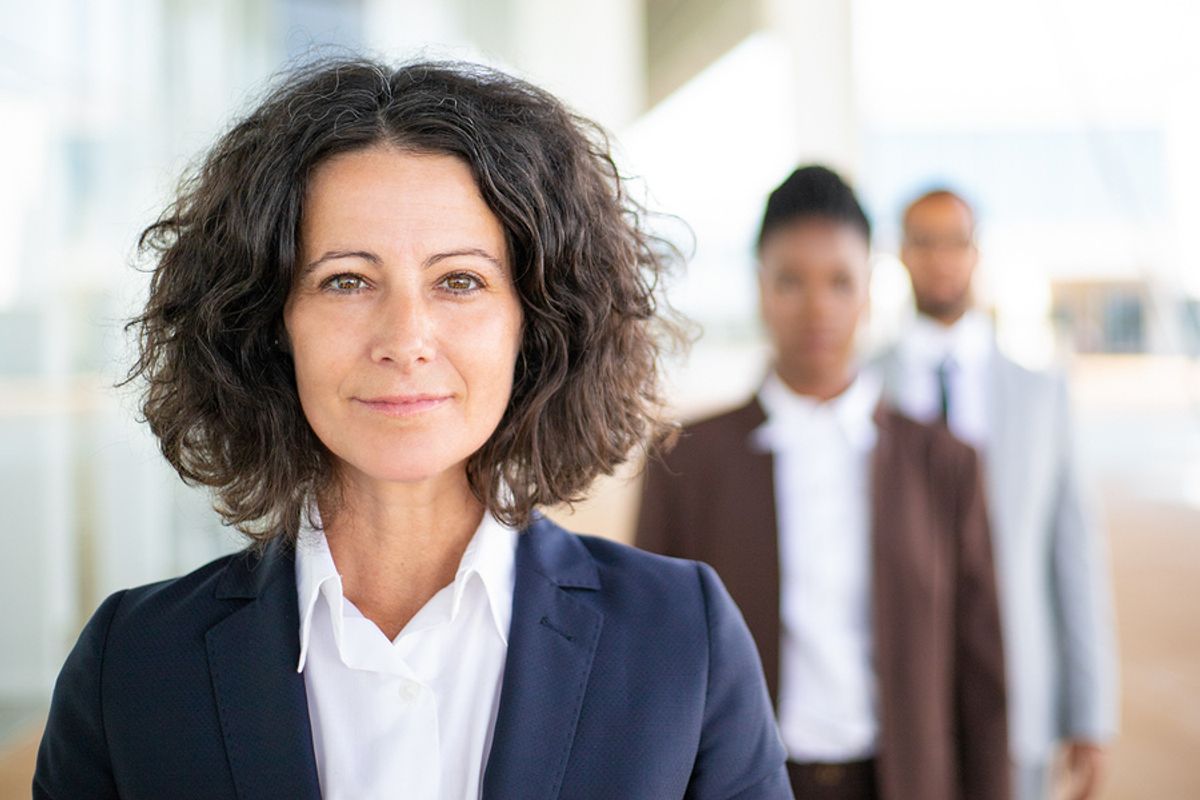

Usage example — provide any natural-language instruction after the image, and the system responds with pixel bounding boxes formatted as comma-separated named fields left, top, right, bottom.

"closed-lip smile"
left=355, top=394, right=452, bottom=416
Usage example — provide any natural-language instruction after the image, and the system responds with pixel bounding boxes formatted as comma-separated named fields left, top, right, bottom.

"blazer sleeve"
left=952, top=444, right=1011, bottom=800
left=686, top=562, right=791, bottom=800
left=33, top=590, right=127, bottom=800
left=1049, top=371, right=1119, bottom=742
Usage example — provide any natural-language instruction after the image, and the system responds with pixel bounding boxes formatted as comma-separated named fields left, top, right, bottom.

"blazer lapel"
left=985, top=349, right=1015, bottom=534
left=728, top=400, right=783, bottom=705
left=206, top=541, right=322, bottom=800
left=868, top=406, right=904, bottom=783
left=482, top=517, right=604, bottom=800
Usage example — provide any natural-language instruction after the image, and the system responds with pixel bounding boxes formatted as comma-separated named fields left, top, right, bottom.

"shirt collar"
left=902, top=309, right=993, bottom=371
left=902, top=309, right=994, bottom=369
left=294, top=504, right=518, bottom=673
left=753, top=368, right=883, bottom=453
left=450, top=512, right=518, bottom=644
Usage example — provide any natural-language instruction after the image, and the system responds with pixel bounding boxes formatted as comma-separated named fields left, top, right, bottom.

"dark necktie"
left=936, top=357, right=954, bottom=424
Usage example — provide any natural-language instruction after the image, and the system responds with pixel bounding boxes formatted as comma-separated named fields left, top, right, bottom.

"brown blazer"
left=635, top=398, right=1009, bottom=800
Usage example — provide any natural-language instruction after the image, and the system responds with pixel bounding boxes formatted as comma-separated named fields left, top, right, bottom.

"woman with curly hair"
left=33, top=59, right=790, bottom=799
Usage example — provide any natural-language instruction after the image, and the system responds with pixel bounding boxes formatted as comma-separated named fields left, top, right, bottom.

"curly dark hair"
left=122, top=57, right=686, bottom=548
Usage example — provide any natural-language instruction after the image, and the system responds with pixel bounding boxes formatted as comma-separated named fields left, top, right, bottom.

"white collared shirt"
left=753, top=369, right=883, bottom=763
left=890, top=310, right=994, bottom=449
left=295, top=508, right=518, bottom=800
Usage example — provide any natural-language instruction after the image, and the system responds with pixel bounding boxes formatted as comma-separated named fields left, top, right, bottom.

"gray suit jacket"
left=877, top=343, right=1118, bottom=761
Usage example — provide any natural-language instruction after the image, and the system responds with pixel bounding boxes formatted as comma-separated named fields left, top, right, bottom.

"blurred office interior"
left=1, top=1, right=1198, bottom=796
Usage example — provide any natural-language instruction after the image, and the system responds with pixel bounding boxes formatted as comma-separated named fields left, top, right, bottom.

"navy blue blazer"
left=34, top=516, right=790, bottom=799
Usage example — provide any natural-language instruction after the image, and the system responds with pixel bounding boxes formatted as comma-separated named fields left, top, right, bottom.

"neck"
left=918, top=304, right=969, bottom=327
left=319, top=467, right=484, bottom=639
left=774, top=361, right=855, bottom=402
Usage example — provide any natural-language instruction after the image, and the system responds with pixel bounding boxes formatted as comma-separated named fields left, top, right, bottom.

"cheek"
left=498, top=301, right=524, bottom=361
left=833, top=294, right=865, bottom=332
left=841, top=286, right=867, bottom=313
left=760, top=288, right=791, bottom=320
left=454, top=301, right=523, bottom=399
left=909, top=260, right=935, bottom=282
left=758, top=296, right=787, bottom=337
left=290, top=346, right=339, bottom=434
left=286, top=308, right=361, bottom=405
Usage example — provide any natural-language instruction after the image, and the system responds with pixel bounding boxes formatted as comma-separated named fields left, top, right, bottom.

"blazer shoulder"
left=99, top=547, right=263, bottom=647
left=577, top=530, right=706, bottom=590
left=120, top=549, right=244, bottom=608
left=664, top=399, right=764, bottom=463
left=565, top=529, right=720, bottom=625
left=685, top=398, right=764, bottom=437
left=993, top=350, right=1066, bottom=391
left=879, top=406, right=979, bottom=470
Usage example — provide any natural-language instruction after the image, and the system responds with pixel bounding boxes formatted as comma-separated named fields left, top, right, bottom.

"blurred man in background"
left=879, top=189, right=1119, bottom=800
left=637, top=166, right=1009, bottom=800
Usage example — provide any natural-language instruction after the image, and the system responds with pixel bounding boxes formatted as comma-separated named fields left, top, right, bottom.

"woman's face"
left=284, top=146, right=523, bottom=490
left=758, top=218, right=870, bottom=383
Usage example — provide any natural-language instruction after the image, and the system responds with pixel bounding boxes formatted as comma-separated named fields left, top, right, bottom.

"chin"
left=793, top=347, right=845, bottom=370
left=335, top=435, right=479, bottom=487
left=921, top=294, right=970, bottom=319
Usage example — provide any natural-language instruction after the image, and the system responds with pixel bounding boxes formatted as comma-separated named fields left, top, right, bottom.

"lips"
left=796, top=330, right=841, bottom=349
left=354, top=394, right=452, bottom=417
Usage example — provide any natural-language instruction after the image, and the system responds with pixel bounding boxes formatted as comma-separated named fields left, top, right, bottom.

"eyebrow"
left=425, top=247, right=505, bottom=272
left=298, top=247, right=505, bottom=282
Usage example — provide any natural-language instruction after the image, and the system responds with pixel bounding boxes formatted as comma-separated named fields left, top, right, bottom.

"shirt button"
left=397, top=681, right=420, bottom=701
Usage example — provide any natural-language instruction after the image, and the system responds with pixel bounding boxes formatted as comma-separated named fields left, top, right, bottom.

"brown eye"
left=323, top=274, right=368, bottom=293
left=441, top=273, right=483, bottom=294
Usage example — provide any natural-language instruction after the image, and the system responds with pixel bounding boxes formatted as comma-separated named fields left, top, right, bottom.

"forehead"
left=904, top=195, right=974, bottom=231
left=300, top=146, right=503, bottom=250
left=760, top=218, right=869, bottom=269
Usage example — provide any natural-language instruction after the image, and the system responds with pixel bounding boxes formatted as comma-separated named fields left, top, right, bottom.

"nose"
left=800, top=285, right=836, bottom=325
left=370, top=286, right=436, bottom=369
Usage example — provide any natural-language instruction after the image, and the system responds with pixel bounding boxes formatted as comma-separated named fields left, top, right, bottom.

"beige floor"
left=0, top=730, right=35, bottom=799
left=3, top=483, right=1198, bottom=799
left=1098, top=490, right=1200, bottom=799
